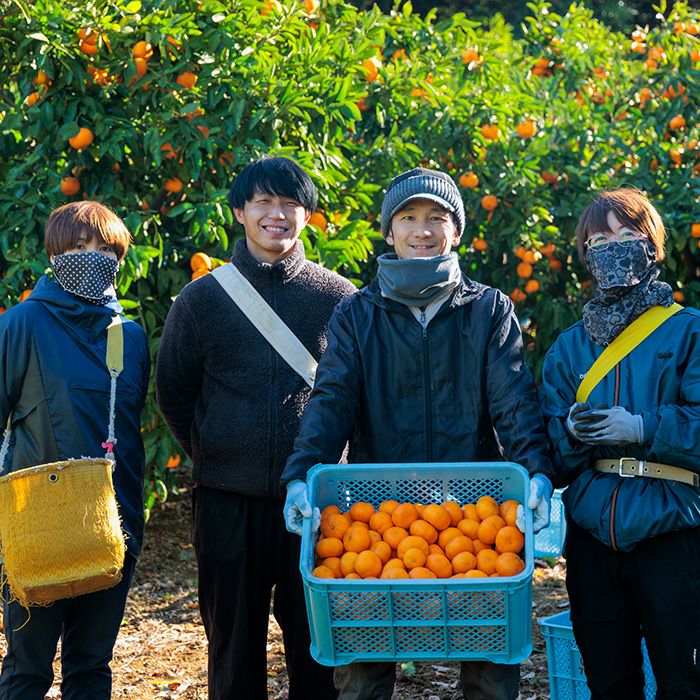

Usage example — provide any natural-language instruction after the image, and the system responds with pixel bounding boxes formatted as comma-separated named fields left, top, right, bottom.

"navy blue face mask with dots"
left=51, top=251, right=119, bottom=305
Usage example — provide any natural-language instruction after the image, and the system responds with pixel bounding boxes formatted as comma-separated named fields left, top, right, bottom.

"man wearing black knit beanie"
left=283, top=166, right=555, bottom=700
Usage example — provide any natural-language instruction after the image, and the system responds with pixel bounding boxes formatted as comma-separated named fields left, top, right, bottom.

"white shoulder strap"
left=211, top=264, right=317, bottom=388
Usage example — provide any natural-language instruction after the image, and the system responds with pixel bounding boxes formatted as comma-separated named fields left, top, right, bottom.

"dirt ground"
left=0, top=480, right=569, bottom=699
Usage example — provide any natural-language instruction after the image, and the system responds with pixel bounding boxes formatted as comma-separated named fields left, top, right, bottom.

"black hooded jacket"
left=282, top=276, right=554, bottom=482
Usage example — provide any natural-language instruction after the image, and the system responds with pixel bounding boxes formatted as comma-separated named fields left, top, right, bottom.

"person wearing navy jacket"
left=0, top=201, right=149, bottom=700
left=540, top=188, right=700, bottom=700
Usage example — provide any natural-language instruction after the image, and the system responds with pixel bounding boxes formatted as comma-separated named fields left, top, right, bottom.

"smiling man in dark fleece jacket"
left=156, top=157, right=355, bottom=700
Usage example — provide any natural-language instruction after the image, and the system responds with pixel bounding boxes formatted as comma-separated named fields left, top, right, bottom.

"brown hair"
left=575, top=188, right=666, bottom=265
left=45, top=201, right=132, bottom=261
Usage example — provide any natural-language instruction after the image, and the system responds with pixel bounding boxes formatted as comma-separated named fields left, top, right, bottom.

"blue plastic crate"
left=539, top=610, right=656, bottom=700
left=300, top=462, right=534, bottom=667
left=534, top=488, right=566, bottom=558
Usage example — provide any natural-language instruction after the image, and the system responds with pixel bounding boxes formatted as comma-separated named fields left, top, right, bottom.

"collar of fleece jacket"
left=232, top=238, right=307, bottom=282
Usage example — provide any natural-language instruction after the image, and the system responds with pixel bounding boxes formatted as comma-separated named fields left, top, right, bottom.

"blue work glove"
left=573, top=406, right=643, bottom=446
left=516, top=474, right=553, bottom=534
left=565, top=402, right=591, bottom=440
left=283, top=480, right=320, bottom=536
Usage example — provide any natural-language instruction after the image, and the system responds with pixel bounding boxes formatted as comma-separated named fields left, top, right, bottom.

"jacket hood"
left=26, top=275, right=115, bottom=342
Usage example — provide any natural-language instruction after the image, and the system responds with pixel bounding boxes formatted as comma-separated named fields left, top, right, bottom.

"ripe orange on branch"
left=68, top=127, right=94, bottom=150
left=190, top=252, right=212, bottom=272
left=458, top=172, right=479, bottom=188
left=481, top=194, right=499, bottom=211
left=60, top=177, right=80, bottom=195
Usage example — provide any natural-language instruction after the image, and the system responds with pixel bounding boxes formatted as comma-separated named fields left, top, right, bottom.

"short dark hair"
left=575, top=188, right=666, bottom=265
left=45, top=201, right=131, bottom=260
left=227, top=157, right=318, bottom=212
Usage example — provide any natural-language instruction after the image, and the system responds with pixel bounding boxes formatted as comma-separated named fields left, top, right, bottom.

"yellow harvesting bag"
left=0, top=458, right=125, bottom=606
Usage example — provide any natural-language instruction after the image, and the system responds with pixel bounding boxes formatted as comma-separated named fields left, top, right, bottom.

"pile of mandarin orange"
left=312, top=496, right=526, bottom=580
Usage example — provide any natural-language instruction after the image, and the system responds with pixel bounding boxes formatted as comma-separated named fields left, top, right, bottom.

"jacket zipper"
left=608, top=363, right=622, bottom=551
left=421, top=309, right=433, bottom=461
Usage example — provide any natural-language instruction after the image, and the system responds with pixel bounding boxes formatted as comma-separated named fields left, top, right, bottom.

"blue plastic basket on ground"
left=539, top=610, right=656, bottom=700
left=300, top=462, right=534, bottom=667
left=534, top=488, right=566, bottom=558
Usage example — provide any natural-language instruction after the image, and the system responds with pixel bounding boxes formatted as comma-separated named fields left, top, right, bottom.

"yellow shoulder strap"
left=576, top=303, right=683, bottom=403
left=106, top=315, right=124, bottom=376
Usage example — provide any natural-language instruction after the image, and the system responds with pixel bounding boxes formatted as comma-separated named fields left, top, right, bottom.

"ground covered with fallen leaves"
left=0, top=480, right=569, bottom=699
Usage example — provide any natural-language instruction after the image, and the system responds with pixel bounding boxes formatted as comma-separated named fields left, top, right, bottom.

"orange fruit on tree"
left=510, top=289, right=527, bottom=303
left=516, top=262, right=533, bottom=278
left=362, top=56, right=382, bottom=82
left=134, top=57, right=148, bottom=78
left=340, top=551, right=359, bottom=576
left=191, top=268, right=209, bottom=280
left=19, top=289, right=33, bottom=302
left=132, top=41, right=154, bottom=59
left=459, top=172, right=479, bottom=188
left=480, top=124, right=501, bottom=140
left=321, top=512, right=350, bottom=539
left=481, top=194, right=498, bottom=211
left=260, top=0, right=282, bottom=15
left=68, top=127, right=94, bottom=150
left=176, top=71, right=198, bottom=89
left=391, top=503, right=419, bottom=529
left=402, top=547, right=427, bottom=570
left=477, top=515, right=506, bottom=545
left=475, top=548, right=499, bottom=575
left=516, top=120, right=536, bottom=138
left=451, top=550, right=477, bottom=574
left=369, top=510, right=393, bottom=534
left=494, top=525, right=525, bottom=554
left=669, top=114, right=686, bottom=130
left=190, top=252, right=212, bottom=272
left=475, top=495, right=499, bottom=520
left=409, top=566, right=436, bottom=579
left=25, top=92, right=40, bottom=107
left=673, top=291, right=684, bottom=303
left=349, top=501, right=375, bottom=523
left=34, top=69, right=50, bottom=85
left=524, top=279, right=540, bottom=294
left=378, top=499, right=399, bottom=515
left=79, top=39, right=98, bottom=55
left=355, top=550, right=382, bottom=578
left=461, top=47, right=480, bottom=64
left=164, top=177, right=183, bottom=193
left=343, top=526, right=372, bottom=553
left=308, top=211, right=328, bottom=231
left=316, top=537, right=343, bottom=559
left=302, top=0, right=319, bottom=12
left=60, top=177, right=80, bottom=196
left=166, top=454, right=181, bottom=468
left=457, top=518, right=479, bottom=539
left=472, top=238, right=488, bottom=252
left=691, top=223, right=700, bottom=238
left=312, top=565, right=335, bottom=578
left=442, top=501, right=463, bottom=526
left=426, top=553, right=452, bottom=578
left=382, top=525, right=408, bottom=550
left=370, top=540, right=391, bottom=564
left=78, top=27, right=99, bottom=43
left=445, top=535, right=474, bottom=560
left=495, top=552, right=525, bottom=577
left=410, top=519, right=438, bottom=544
left=422, top=504, right=451, bottom=531
left=322, top=557, right=343, bottom=578
left=396, top=535, right=430, bottom=559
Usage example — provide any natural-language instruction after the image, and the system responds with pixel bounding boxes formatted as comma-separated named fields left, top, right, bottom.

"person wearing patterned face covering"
left=0, top=201, right=150, bottom=699
left=540, top=188, right=700, bottom=700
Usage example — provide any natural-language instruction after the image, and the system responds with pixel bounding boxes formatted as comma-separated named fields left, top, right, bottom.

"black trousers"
left=0, top=553, right=136, bottom=700
left=193, top=486, right=336, bottom=700
left=566, top=520, right=700, bottom=700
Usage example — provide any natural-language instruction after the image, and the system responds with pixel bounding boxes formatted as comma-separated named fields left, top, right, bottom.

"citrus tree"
left=0, top=0, right=698, bottom=511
